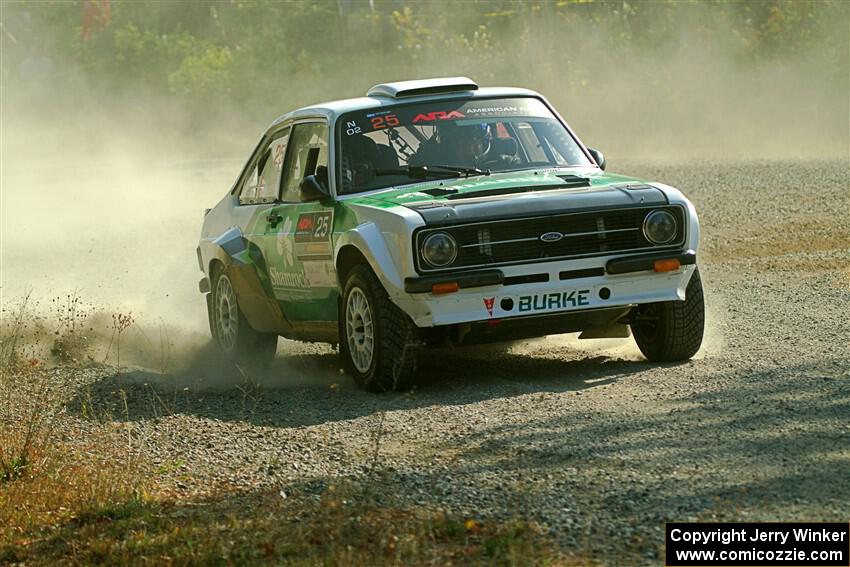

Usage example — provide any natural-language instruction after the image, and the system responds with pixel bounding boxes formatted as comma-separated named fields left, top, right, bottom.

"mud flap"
left=205, top=292, right=215, bottom=338
left=578, top=323, right=631, bottom=339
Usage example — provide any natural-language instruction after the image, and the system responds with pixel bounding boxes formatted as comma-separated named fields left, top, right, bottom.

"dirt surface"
left=34, top=159, right=850, bottom=563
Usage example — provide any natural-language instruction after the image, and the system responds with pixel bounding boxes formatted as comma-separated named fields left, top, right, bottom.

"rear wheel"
left=339, top=264, right=419, bottom=392
left=630, top=267, right=705, bottom=361
left=210, top=268, right=277, bottom=370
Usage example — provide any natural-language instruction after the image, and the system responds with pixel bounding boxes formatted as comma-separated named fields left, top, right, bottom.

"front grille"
left=504, top=273, right=549, bottom=286
left=415, top=205, right=686, bottom=273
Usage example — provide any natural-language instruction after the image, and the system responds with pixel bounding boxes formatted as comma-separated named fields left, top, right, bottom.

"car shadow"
left=66, top=337, right=654, bottom=427
left=386, top=357, right=850, bottom=525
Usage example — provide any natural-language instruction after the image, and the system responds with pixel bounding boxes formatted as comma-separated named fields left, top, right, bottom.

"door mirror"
left=300, top=166, right=330, bottom=201
left=587, top=147, right=606, bottom=171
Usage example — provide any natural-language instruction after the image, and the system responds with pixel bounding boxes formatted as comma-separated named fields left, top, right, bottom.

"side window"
left=543, top=139, right=569, bottom=165
left=238, top=128, right=290, bottom=205
left=280, top=122, right=329, bottom=202
left=239, top=163, right=260, bottom=203
left=514, top=122, right=548, bottom=163
left=535, top=121, right=586, bottom=165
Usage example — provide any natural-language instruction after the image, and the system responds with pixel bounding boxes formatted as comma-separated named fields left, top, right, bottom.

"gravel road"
left=60, top=159, right=850, bottom=563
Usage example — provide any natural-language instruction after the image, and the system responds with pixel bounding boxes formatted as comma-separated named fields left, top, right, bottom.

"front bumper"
left=395, top=250, right=697, bottom=328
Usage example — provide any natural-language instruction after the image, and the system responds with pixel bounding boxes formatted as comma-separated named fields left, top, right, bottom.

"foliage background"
left=2, top=0, right=848, bottom=160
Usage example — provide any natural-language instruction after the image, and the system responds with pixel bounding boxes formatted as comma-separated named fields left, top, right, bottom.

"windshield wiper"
left=374, top=164, right=490, bottom=179
left=423, top=164, right=490, bottom=178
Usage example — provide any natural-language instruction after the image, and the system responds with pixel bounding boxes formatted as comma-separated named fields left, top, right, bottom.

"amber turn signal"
left=431, top=282, right=460, bottom=294
left=653, top=258, right=681, bottom=272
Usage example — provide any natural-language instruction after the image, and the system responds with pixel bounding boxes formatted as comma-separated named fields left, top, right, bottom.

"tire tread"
left=632, top=268, right=705, bottom=362
left=341, top=265, right=419, bottom=392
left=210, top=268, right=277, bottom=371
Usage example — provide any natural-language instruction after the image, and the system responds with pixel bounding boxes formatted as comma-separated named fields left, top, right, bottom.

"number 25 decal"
left=313, top=213, right=330, bottom=239
left=371, top=114, right=400, bottom=130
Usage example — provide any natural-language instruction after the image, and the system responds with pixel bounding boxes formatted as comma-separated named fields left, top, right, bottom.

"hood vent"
left=420, top=187, right=459, bottom=197
left=555, top=174, right=592, bottom=188
left=445, top=180, right=589, bottom=200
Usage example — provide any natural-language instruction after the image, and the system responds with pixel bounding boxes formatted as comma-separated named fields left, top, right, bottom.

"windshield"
left=336, top=97, right=592, bottom=194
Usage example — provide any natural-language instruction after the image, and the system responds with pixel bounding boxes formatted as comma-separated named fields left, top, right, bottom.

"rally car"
left=197, top=77, right=704, bottom=391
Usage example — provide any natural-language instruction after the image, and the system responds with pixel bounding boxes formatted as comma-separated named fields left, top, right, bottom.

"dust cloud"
left=535, top=35, right=849, bottom=161
left=1, top=2, right=846, bottom=374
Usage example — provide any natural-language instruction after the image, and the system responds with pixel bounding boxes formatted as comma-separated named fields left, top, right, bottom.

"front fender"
left=334, top=222, right=407, bottom=297
left=651, top=182, right=701, bottom=253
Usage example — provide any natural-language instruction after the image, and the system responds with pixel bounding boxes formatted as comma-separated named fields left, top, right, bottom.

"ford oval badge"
left=540, top=231, right=564, bottom=243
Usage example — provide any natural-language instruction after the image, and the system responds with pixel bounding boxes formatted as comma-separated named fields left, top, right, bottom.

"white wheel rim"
left=215, top=274, right=239, bottom=352
left=345, top=287, right=374, bottom=374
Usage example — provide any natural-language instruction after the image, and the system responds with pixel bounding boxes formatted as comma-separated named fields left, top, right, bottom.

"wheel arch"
left=204, top=238, right=286, bottom=335
left=336, top=245, right=372, bottom=288
left=209, top=258, right=226, bottom=280
left=333, top=224, right=406, bottom=297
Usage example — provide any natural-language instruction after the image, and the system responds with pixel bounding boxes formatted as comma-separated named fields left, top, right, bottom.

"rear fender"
left=204, top=227, right=290, bottom=334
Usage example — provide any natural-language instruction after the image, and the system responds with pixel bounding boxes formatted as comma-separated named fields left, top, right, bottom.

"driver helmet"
left=437, top=121, right=491, bottom=162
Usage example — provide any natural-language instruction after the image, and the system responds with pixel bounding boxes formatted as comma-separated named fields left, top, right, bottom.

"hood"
left=362, top=168, right=668, bottom=225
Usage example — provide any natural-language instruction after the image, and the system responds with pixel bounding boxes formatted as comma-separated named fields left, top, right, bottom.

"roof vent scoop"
left=367, top=77, right=478, bottom=99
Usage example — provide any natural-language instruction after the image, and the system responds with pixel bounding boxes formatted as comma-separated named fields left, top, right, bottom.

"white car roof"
left=268, top=78, right=542, bottom=130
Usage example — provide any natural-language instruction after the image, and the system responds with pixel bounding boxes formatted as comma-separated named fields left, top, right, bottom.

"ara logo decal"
left=412, top=110, right=465, bottom=123
left=297, top=215, right=314, bottom=232
left=483, top=296, right=495, bottom=317
left=276, top=217, right=295, bottom=267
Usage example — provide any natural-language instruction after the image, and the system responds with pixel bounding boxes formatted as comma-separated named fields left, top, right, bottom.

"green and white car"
left=197, top=77, right=704, bottom=391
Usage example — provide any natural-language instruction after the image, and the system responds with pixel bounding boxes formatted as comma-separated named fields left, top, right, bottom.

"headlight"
left=643, top=210, right=678, bottom=244
left=421, top=232, right=457, bottom=267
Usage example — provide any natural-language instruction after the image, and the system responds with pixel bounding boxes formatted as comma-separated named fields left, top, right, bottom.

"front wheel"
left=339, top=265, right=419, bottom=392
left=210, top=268, right=277, bottom=370
left=630, top=267, right=705, bottom=362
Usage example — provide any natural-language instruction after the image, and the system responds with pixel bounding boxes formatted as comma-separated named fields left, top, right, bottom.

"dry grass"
left=0, top=372, right=570, bottom=566
left=0, top=427, right=146, bottom=544
left=2, top=477, right=568, bottom=566
left=0, top=295, right=573, bottom=566
left=0, top=417, right=568, bottom=566
left=0, top=368, right=151, bottom=565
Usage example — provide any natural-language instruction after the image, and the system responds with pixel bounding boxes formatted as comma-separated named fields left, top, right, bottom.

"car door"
left=227, top=126, right=294, bottom=334
left=258, top=120, right=339, bottom=335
